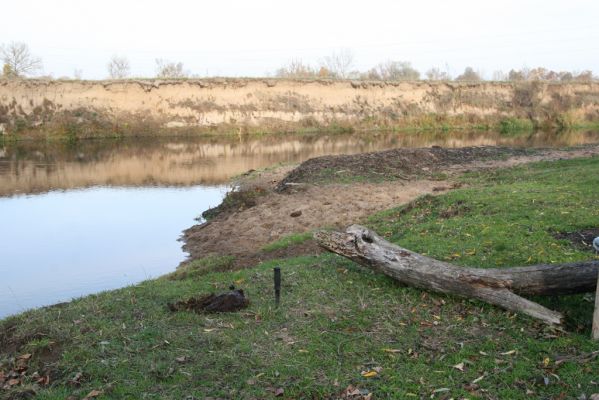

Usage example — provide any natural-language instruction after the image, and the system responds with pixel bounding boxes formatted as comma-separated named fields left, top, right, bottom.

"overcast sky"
left=2, top=0, right=598, bottom=79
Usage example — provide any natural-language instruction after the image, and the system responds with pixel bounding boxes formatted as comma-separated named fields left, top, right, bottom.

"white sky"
left=2, top=0, right=598, bottom=79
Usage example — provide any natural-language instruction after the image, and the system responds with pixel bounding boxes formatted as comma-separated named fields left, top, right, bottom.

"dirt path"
left=182, top=144, right=599, bottom=268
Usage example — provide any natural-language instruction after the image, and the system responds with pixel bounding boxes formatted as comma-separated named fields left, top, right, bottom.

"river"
left=1, top=129, right=599, bottom=318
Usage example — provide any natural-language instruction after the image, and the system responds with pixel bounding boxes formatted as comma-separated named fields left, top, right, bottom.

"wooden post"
left=593, top=273, right=599, bottom=340
left=274, top=267, right=281, bottom=307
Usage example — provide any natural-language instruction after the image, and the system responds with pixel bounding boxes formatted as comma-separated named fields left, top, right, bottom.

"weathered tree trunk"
left=315, top=225, right=599, bottom=325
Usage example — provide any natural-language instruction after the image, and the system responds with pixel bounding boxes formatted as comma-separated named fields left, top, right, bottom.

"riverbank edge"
left=2, top=149, right=599, bottom=399
left=2, top=78, right=599, bottom=141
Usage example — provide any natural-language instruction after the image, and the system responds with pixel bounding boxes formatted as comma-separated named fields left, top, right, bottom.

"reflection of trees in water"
left=0, top=130, right=597, bottom=196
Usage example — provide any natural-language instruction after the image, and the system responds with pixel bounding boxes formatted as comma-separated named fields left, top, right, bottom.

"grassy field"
left=1, top=158, right=599, bottom=399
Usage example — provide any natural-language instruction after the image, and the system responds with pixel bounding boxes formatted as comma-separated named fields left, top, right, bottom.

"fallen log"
left=315, top=225, right=599, bottom=325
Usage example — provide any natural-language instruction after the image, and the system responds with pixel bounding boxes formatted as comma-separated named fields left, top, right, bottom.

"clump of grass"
left=166, top=255, right=236, bottom=280
left=497, top=117, right=534, bottom=135
left=261, top=232, right=313, bottom=252
left=23, top=337, right=55, bottom=354
left=368, top=157, right=599, bottom=267
left=201, top=187, right=267, bottom=220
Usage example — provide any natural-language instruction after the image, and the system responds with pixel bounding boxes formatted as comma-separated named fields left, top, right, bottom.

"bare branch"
left=1, top=42, right=42, bottom=78
left=107, top=56, right=130, bottom=79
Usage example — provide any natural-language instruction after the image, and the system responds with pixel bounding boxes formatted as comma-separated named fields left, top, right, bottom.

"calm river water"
left=1, top=130, right=599, bottom=318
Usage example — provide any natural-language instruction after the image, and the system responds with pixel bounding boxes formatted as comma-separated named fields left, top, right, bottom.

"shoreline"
left=2, top=78, right=599, bottom=140
left=2, top=145, right=599, bottom=398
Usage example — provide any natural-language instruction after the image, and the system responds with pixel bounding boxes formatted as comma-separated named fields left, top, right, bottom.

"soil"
left=167, top=289, right=250, bottom=313
left=554, top=228, right=599, bottom=252
left=276, top=146, right=534, bottom=190
left=182, top=144, right=599, bottom=270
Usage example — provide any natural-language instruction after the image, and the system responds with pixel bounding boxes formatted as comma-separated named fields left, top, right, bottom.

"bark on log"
left=315, top=225, right=599, bottom=325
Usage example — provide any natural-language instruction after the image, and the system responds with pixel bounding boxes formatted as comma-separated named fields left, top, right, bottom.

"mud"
left=167, top=288, right=250, bottom=313
left=182, top=144, right=599, bottom=270
left=276, top=146, right=534, bottom=190
left=554, top=228, right=599, bottom=252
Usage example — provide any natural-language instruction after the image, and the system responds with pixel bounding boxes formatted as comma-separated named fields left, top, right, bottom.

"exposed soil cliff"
left=1, top=78, right=598, bottom=138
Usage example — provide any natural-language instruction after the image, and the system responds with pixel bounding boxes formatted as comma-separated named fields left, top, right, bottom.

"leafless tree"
left=107, top=56, right=130, bottom=79
left=155, top=59, right=188, bottom=79
left=275, top=59, right=317, bottom=78
left=508, top=69, right=526, bottom=81
left=321, top=49, right=354, bottom=79
left=0, top=42, right=42, bottom=78
left=455, top=67, right=482, bottom=82
left=574, top=70, right=594, bottom=82
left=426, top=67, right=451, bottom=81
left=367, top=61, right=420, bottom=81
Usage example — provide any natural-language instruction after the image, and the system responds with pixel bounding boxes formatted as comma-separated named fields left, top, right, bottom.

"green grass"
left=166, top=255, right=236, bottom=280
left=2, top=157, right=599, bottom=399
left=261, top=232, right=314, bottom=252
left=497, top=117, right=535, bottom=135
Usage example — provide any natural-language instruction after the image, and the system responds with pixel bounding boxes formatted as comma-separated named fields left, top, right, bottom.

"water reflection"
left=1, top=130, right=598, bottom=197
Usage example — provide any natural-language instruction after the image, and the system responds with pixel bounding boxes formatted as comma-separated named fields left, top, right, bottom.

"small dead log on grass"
left=315, top=225, right=599, bottom=325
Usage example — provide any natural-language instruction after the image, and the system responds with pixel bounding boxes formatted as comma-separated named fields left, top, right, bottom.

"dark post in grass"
left=274, top=267, right=281, bottom=307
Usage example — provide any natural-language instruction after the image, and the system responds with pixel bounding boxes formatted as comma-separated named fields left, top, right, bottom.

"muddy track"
left=182, top=144, right=599, bottom=269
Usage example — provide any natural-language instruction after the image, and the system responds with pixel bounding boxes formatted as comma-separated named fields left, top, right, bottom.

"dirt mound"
left=167, top=288, right=249, bottom=313
left=276, top=146, right=533, bottom=191
left=182, top=144, right=599, bottom=270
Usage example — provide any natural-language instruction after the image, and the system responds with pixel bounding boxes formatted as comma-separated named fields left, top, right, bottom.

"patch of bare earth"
left=182, top=144, right=599, bottom=268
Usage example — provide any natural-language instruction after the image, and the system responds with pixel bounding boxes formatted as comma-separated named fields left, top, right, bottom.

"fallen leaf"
left=274, top=388, right=284, bottom=396
left=203, top=328, right=216, bottom=332
left=70, top=372, right=83, bottom=386
left=453, top=362, right=465, bottom=372
left=361, top=370, right=378, bottom=378
left=83, top=390, right=103, bottom=400
left=175, top=356, right=188, bottom=363
left=234, top=278, right=245, bottom=285
left=383, top=348, right=402, bottom=353
left=17, top=353, right=32, bottom=360
left=8, top=378, right=20, bottom=386
left=472, top=374, right=486, bottom=384
left=433, top=388, right=450, bottom=393
left=501, top=350, right=517, bottom=355
left=543, top=357, right=551, bottom=367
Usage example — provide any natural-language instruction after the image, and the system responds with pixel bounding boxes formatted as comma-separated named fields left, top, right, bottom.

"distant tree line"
left=275, top=52, right=597, bottom=83
left=1, top=42, right=597, bottom=82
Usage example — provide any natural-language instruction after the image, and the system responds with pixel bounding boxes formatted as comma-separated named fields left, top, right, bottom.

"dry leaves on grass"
left=339, top=384, right=372, bottom=400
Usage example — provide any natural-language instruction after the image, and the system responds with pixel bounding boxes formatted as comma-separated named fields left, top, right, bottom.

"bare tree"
left=275, top=59, right=317, bottom=78
left=367, top=61, right=420, bottom=81
left=508, top=69, right=526, bottom=81
left=107, top=56, right=130, bottom=79
left=455, top=66, right=482, bottom=82
left=321, top=49, right=354, bottom=79
left=574, top=70, right=594, bottom=82
left=426, top=67, right=451, bottom=81
left=155, top=59, right=188, bottom=78
left=0, top=42, right=42, bottom=78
